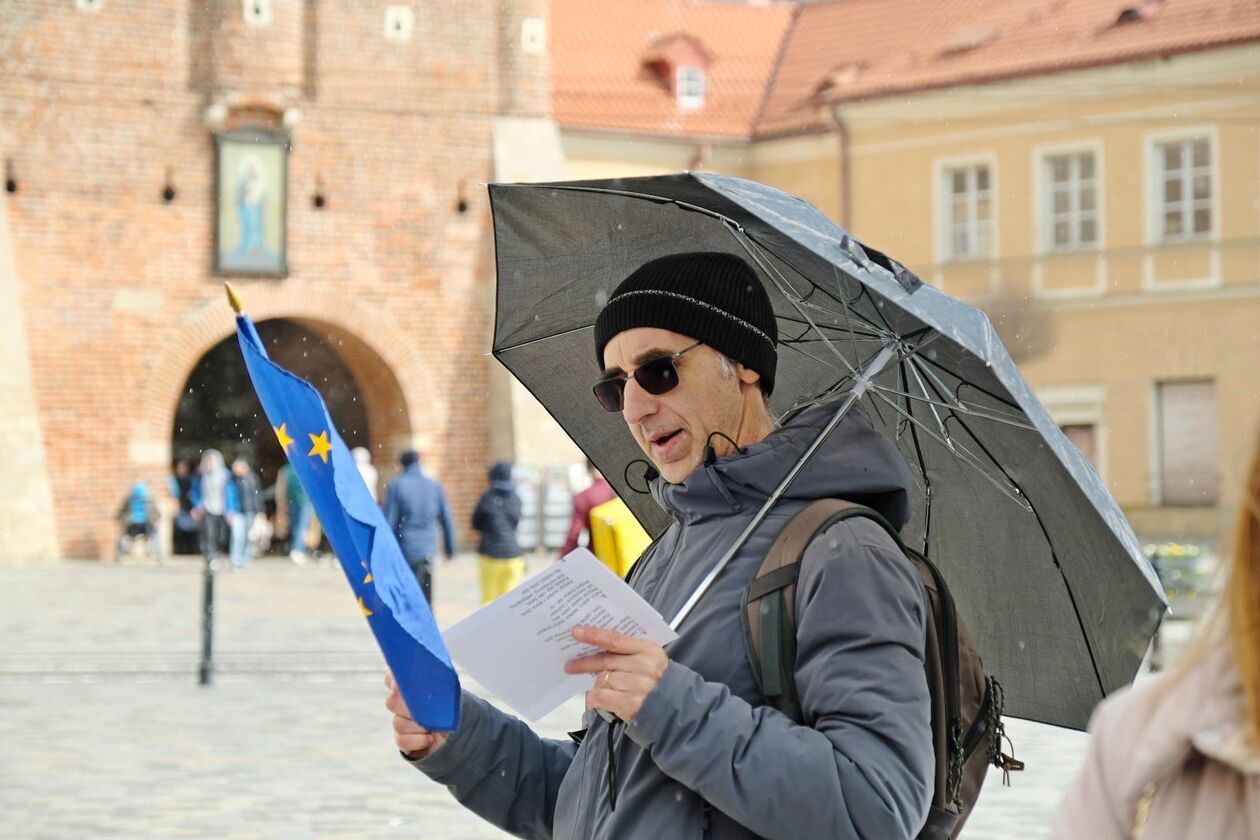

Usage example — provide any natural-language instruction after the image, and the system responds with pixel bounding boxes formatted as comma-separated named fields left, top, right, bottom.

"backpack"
left=741, top=499, right=1023, bottom=839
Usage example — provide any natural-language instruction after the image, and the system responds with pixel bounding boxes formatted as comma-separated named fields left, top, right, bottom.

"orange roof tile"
left=762, top=0, right=1260, bottom=135
left=550, top=0, right=796, bottom=138
left=552, top=1, right=1260, bottom=141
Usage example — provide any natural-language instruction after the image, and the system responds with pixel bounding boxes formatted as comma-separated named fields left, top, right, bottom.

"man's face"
left=601, top=327, right=746, bottom=484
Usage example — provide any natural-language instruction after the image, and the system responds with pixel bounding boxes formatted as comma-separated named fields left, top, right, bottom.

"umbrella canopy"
left=489, top=172, right=1165, bottom=730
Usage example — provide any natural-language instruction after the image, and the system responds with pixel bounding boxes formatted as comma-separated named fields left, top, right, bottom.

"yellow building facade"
left=559, top=43, right=1260, bottom=546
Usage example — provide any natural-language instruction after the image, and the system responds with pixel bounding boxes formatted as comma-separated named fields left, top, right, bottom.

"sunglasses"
left=593, top=341, right=702, bottom=412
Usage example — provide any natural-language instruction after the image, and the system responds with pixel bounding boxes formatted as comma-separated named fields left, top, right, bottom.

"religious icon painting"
left=214, top=128, right=290, bottom=277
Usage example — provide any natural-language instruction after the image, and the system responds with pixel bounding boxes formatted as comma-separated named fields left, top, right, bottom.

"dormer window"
left=676, top=66, right=706, bottom=110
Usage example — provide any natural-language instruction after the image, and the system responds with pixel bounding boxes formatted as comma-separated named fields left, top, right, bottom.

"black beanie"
left=594, top=252, right=778, bottom=395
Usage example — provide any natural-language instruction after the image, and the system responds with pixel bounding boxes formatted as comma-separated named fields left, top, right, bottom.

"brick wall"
left=1, top=0, right=549, bottom=558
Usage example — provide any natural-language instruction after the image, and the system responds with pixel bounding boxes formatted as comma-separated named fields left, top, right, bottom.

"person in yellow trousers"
left=471, top=461, right=526, bottom=603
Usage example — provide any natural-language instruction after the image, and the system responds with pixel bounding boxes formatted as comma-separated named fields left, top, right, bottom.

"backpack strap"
left=741, top=499, right=901, bottom=722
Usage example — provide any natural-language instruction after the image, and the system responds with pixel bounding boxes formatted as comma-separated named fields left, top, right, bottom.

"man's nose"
left=621, top=377, right=656, bottom=425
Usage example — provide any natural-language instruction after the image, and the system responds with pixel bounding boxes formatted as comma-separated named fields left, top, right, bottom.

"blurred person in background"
left=1052, top=424, right=1260, bottom=838
left=115, top=482, right=159, bottom=561
left=191, top=449, right=238, bottom=572
left=383, top=449, right=456, bottom=604
left=559, top=459, right=614, bottom=557
left=168, top=456, right=199, bottom=555
left=229, top=457, right=263, bottom=569
left=276, top=461, right=314, bottom=565
left=471, top=461, right=524, bottom=603
left=352, top=446, right=379, bottom=502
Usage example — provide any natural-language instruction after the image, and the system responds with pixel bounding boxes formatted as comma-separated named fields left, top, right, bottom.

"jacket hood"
left=489, top=461, right=513, bottom=483
left=651, top=399, right=913, bottom=529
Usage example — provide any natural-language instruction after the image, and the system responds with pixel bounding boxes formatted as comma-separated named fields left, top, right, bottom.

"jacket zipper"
left=576, top=526, right=682, bottom=837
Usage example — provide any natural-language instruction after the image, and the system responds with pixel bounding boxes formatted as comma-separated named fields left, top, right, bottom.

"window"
left=1156, top=137, right=1212, bottom=242
left=1060, top=423, right=1098, bottom=468
left=1155, top=381, right=1218, bottom=506
left=943, top=164, right=993, bottom=260
left=1044, top=152, right=1098, bottom=251
left=676, top=66, right=705, bottom=110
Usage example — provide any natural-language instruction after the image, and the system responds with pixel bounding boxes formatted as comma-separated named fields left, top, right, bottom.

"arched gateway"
left=121, top=286, right=435, bottom=557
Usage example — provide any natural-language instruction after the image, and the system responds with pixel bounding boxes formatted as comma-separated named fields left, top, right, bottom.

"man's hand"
left=385, top=672, right=449, bottom=760
left=564, top=626, right=669, bottom=723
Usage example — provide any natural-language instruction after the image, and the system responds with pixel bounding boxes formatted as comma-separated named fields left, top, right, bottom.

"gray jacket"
left=411, top=400, right=933, bottom=839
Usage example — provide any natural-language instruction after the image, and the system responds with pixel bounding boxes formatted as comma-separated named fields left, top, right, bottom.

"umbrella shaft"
left=668, top=344, right=898, bottom=632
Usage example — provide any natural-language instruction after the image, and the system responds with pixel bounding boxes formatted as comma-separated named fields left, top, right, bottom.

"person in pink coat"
left=1052, top=426, right=1260, bottom=838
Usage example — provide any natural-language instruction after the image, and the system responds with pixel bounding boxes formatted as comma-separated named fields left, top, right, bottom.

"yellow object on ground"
left=479, top=555, right=526, bottom=603
left=588, top=497, right=651, bottom=578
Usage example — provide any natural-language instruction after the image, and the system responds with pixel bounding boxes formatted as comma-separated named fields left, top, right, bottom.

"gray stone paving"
left=0, top=556, right=1190, bottom=838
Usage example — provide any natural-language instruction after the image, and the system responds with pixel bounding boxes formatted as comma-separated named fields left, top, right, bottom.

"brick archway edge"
left=138, top=284, right=429, bottom=462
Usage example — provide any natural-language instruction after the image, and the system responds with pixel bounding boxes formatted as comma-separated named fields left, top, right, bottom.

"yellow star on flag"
left=363, top=572, right=373, bottom=584
left=274, top=423, right=294, bottom=450
left=307, top=430, right=332, bottom=463
left=359, top=596, right=373, bottom=617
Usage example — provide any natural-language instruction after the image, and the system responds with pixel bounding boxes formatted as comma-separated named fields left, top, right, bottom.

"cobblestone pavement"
left=0, top=556, right=1190, bottom=839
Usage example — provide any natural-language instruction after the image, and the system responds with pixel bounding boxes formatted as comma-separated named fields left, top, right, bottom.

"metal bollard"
left=199, top=548, right=216, bottom=685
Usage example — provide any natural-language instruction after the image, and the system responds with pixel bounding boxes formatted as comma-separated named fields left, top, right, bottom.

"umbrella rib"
left=491, top=321, right=593, bottom=355
left=904, top=352, right=953, bottom=452
left=866, top=386, right=1033, bottom=512
left=905, top=360, right=1110, bottom=701
left=905, top=354, right=1031, bottom=427
left=876, top=375, right=1036, bottom=431
left=899, top=358, right=933, bottom=553
left=731, top=234, right=866, bottom=377
left=776, top=315, right=887, bottom=341
left=911, top=353, right=1025, bottom=414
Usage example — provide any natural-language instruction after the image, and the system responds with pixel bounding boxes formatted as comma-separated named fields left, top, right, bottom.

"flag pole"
left=198, top=283, right=245, bottom=686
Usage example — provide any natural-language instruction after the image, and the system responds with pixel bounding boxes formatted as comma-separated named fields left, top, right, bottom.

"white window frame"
left=1142, top=125, right=1221, bottom=289
left=1035, top=142, right=1103, bottom=254
left=676, top=66, right=706, bottom=110
left=1038, top=385, right=1108, bottom=484
left=933, top=154, right=998, bottom=265
left=1030, top=140, right=1106, bottom=299
left=1146, top=126, right=1219, bottom=245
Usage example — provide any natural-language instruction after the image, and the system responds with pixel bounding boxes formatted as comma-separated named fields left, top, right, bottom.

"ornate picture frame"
left=214, top=127, right=290, bottom=277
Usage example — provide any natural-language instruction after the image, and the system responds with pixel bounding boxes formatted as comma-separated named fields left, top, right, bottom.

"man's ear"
left=737, top=364, right=761, bottom=387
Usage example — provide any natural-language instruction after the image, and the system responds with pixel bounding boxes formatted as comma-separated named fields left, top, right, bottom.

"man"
left=559, top=460, right=615, bottom=557
left=382, top=449, right=457, bottom=604
left=228, top=457, right=263, bottom=569
left=387, top=252, right=933, bottom=838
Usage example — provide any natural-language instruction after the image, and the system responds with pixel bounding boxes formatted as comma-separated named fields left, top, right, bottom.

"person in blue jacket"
left=382, top=449, right=457, bottom=604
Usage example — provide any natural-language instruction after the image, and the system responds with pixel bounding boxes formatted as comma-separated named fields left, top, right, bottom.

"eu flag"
left=233, top=303, right=460, bottom=730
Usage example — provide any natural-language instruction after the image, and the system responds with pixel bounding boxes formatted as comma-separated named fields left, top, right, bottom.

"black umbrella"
left=489, top=172, right=1165, bottom=730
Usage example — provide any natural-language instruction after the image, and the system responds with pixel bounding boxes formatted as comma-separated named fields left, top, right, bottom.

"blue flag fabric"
left=235, top=313, right=460, bottom=730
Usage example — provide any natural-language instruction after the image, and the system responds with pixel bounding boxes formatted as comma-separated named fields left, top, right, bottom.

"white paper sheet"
left=443, top=549, right=678, bottom=722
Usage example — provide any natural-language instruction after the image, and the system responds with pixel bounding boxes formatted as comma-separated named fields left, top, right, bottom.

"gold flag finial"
left=224, top=281, right=244, bottom=314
